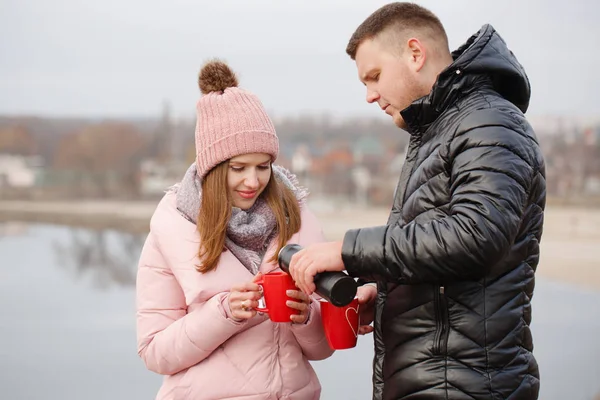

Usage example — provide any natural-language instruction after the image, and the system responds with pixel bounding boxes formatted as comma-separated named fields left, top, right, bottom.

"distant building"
left=352, top=136, right=384, bottom=164
left=139, top=159, right=182, bottom=198
left=0, top=154, right=43, bottom=188
left=291, top=144, right=312, bottom=180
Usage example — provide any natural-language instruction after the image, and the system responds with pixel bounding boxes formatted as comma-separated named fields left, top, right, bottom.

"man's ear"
left=406, top=38, right=426, bottom=72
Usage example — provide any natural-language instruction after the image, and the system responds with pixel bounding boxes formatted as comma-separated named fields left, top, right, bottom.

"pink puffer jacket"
left=136, top=192, right=334, bottom=399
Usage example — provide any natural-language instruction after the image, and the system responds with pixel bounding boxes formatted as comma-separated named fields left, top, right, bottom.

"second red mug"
left=320, top=297, right=360, bottom=350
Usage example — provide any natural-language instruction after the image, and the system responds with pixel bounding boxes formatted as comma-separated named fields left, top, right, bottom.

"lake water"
left=1, top=224, right=599, bottom=400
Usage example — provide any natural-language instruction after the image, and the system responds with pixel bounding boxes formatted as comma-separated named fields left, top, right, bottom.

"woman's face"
left=227, top=153, right=272, bottom=209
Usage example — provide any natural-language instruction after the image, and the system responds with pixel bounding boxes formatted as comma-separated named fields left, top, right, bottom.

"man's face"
left=354, top=36, right=425, bottom=129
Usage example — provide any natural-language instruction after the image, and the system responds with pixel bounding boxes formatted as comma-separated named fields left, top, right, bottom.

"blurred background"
left=1, top=0, right=599, bottom=399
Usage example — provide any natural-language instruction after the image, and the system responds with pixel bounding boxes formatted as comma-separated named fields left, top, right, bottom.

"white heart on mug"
left=345, top=305, right=360, bottom=337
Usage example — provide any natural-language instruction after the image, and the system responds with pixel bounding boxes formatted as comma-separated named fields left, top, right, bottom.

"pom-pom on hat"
left=194, top=59, right=279, bottom=178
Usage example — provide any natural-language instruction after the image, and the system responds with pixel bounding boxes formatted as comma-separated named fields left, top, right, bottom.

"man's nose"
left=366, top=89, right=380, bottom=104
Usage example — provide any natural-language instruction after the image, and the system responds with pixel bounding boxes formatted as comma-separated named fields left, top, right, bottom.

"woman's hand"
left=228, top=273, right=263, bottom=321
left=286, top=289, right=312, bottom=324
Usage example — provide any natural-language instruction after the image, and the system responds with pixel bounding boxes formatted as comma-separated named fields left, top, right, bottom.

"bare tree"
left=0, top=125, right=36, bottom=155
left=53, top=122, right=147, bottom=198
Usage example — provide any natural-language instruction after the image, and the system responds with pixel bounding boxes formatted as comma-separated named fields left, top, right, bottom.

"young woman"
left=136, top=60, right=333, bottom=400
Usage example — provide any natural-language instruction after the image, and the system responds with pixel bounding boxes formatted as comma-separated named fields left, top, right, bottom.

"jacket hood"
left=402, top=24, right=531, bottom=134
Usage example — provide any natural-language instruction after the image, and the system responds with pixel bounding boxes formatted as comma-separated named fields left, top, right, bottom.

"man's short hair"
left=346, top=2, right=449, bottom=60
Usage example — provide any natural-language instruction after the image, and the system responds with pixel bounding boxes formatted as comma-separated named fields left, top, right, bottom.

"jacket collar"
left=400, top=24, right=531, bottom=136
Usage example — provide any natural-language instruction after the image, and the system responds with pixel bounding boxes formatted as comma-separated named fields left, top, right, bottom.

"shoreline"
left=0, top=199, right=157, bottom=234
left=0, top=199, right=598, bottom=291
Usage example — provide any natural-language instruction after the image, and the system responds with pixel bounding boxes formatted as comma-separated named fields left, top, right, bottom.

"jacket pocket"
left=433, top=285, right=449, bottom=355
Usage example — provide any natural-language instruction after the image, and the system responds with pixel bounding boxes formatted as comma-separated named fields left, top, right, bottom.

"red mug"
left=320, top=297, right=360, bottom=350
left=255, top=271, right=299, bottom=323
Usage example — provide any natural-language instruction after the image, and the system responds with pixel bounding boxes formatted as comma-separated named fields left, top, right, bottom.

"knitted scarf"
left=169, top=163, right=307, bottom=274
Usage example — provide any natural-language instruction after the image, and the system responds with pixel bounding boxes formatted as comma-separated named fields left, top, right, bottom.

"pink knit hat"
left=194, top=60, right=279, bottom=178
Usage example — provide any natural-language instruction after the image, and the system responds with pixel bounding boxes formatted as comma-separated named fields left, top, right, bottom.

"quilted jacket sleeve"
left=342, top=114, right=540, bottom=284
left=136, top=230, right=263, bottom=375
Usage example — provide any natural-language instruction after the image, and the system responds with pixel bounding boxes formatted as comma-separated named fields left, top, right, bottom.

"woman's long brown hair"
left=196, top=161, right=301, bottom=273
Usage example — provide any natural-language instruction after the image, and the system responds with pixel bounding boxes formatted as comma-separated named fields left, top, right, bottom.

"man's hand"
left=357, top=284, right=377, bottom=335
left=287, top=241, right=345, bottom=295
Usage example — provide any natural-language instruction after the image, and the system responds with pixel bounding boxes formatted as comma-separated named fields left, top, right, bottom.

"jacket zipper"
left=433, top=285, right=449, bottom=355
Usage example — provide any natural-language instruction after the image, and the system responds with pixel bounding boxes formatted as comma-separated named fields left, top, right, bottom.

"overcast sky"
left=1, top=0, right=599, bottom=121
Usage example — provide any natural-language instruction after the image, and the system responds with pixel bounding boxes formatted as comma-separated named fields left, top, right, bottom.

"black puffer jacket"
left=342, top=25, right=545, bottom=400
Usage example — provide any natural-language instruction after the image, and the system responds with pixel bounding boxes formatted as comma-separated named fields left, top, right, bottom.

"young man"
left=288, top=3, right=545, bottom=399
